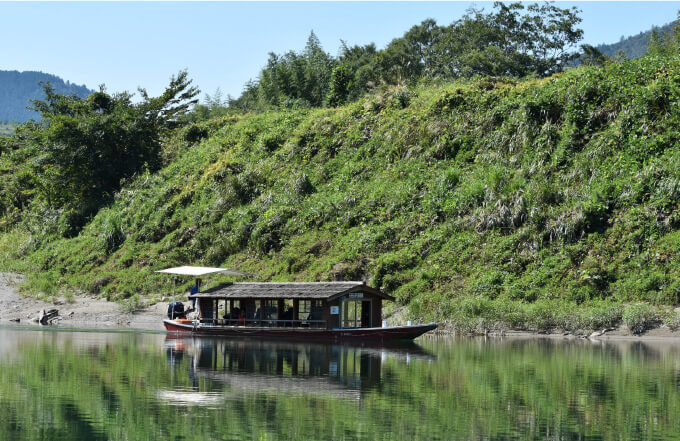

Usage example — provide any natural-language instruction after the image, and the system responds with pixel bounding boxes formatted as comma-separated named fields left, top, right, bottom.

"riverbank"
left=0, top=273, right=166, bottom=331
left=3, top=272, right=680, bottom=340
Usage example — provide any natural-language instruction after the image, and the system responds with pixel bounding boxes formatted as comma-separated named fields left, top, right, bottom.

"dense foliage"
left=0, top=71, right=198, bottom=236
left=0, top=70, right=91, bottom=122
left=230, top=2, right=583, bottom=112
left=2, top=52, right=680, bottom=332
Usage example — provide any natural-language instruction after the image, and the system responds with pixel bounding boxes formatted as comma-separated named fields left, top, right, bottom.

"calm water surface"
left=0, top=326, right=679, bottom=440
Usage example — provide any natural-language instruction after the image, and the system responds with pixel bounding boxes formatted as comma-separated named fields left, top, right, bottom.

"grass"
left=3, top=55, right=680, bottom=333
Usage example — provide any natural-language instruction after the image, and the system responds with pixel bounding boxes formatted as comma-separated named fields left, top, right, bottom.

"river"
left=0, top=326, right=678, bottom=440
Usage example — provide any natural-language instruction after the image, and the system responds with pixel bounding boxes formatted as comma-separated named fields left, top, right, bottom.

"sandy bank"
left=0, top=273, right=166, bottom=331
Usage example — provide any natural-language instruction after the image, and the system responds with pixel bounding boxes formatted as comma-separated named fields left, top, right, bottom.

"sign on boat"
left=159, top=266, right=437, bottom=341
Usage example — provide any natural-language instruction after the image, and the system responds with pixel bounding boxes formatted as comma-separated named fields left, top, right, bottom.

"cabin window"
left=342, top=299, right=370, bottom=328
left=298, top=300, right=323, bottom=321
left=223, top=300, right=243, bottom=323
left=261, top=300, right=278, bottom=319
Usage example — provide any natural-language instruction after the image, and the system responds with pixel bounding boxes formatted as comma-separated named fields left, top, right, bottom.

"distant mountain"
left=0, top=70, right=92, bottom=123
left=596, top=22, right=676, bottom=59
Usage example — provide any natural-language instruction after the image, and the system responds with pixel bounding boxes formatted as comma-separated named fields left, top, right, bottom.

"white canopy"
left=156, top=266, right=253, bottom=277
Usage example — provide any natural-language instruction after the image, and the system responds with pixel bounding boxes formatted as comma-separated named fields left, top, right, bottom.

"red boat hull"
left=163, top=320, right=437, bottom=341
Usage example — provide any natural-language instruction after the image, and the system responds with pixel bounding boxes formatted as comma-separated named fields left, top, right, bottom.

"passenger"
left=238, top=309, right=246, bottom=326
left=224, top=307, right=236, bottom=324
left=281, top=307, right=294, bottom=327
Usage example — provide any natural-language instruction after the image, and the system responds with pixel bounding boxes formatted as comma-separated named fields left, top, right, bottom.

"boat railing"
left=198, top=318, right=327, bottom=329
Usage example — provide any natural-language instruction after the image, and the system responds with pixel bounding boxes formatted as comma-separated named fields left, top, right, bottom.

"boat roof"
left=156, top=266, right=254, bottom=277
left=190, top=282, right=395, bottom=302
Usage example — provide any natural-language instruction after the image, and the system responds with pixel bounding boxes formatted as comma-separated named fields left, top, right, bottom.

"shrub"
left=184, top=124, right=209, bottom=144
left=526, top=300, right=557, bottom=333
left=292, top=173, right=315, bottom=196
left=259, top=133, right=284, bottom=152
left=581, top=301, right=622, bottom=331
left=622, top=304, right=659, bottom=335
left=662, top=309, right=680, bottom=331
left=99, top=215, right=125, bottom=255
left=121, top=294, right=144, bottom=313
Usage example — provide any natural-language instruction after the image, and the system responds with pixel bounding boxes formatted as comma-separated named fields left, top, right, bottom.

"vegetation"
left=0, top=71, right=198, bottom=235
left=2, top=7, right=680, bottom=334
left=230, top=2, right=583, bottom=112
left=0, top=70, right=91, bottom=122
left=596, top=21, right=677, bottom=60
left=1, top=49, right=680, bottom=333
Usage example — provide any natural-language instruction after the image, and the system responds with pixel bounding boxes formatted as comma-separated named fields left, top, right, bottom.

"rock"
left=38, top=309, right=59, bottom=325
left=589, top=329, right=608, bottom=339
left=9, top=318, right=20, bottom=323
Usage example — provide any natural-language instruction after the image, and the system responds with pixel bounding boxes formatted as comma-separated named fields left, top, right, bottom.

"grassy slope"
left=4, top=55, right=680, bottom=332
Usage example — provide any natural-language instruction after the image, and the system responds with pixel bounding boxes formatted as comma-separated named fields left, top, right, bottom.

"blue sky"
left=1, top=2, right=679, bottom=100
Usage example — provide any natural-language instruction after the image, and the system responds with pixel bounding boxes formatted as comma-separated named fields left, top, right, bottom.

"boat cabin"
left=190, top=282, right=394, bottom=330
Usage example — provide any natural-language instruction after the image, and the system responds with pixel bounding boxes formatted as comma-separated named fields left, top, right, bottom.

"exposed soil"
left=0, top=273, right=166, bottom=331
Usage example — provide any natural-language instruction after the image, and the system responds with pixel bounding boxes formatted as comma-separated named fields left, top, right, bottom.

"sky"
left=1, top=1, right=679, bottom=100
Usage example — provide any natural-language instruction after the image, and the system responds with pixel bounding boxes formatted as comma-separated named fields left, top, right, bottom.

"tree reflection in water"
left=1, top=328, right=680, bottom=440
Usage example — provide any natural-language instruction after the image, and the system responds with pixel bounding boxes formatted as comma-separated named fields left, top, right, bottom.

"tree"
left=15, top=71, right=199, bottom=233
left=231, top=3, right=584, bottom=112
left=432, top=2, right=583, bottom=78
left=380, top=19, right=441, bottom=84
left=580, top=44, right=608, bottom=67
left=646, top=14, right=680, bottom=57
left=326, top=42, right=379, bottom=106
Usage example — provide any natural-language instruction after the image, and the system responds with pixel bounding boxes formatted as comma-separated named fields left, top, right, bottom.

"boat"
left=160, top=267, right=437, bottom=341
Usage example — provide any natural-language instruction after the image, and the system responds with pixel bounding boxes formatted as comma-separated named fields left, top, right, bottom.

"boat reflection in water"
left=159, top=337, right=435, bottom=405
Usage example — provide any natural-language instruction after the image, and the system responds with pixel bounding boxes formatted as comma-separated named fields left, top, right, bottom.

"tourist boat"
left=160, top=267, right=437, bottom=341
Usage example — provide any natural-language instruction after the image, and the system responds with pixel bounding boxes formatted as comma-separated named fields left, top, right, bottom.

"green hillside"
left=597, top=22, right=676, bottom=59
left=3, top=54, right=680, bottom=333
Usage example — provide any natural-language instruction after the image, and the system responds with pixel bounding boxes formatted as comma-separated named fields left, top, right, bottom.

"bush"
left=662, top=309, right=680, bottom=331
left=99, top=215, right=125, bottom=255
left=526, top=300, right=557, bottom=333
left=184, top=124, right=209, bottom=144
left=121, top=294, right=144, bottom=313
left=623, top=304, right=659, bottom=335
left=292, top=173, right=315, bottom=196
left=581, top=301, right=622, bottom=331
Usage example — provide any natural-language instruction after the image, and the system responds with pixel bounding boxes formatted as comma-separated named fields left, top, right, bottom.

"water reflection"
left=162, top=337, right=435, bottom=403
left=1, top=327, right=680, bottom=440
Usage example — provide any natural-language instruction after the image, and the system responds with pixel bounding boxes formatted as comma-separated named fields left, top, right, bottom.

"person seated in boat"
left=224, top=307, right=237, bottom=325
left=280, top=307, right=294, bottom=327
left=307, top=307, right=323, bottom=327
left=238, top=309, right=246, bottom=326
